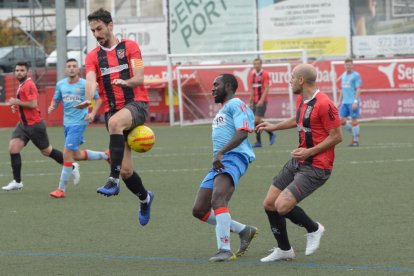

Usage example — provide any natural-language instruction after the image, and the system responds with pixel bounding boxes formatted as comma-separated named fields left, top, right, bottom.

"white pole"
left=287, top=64, right=295, bottom=117
left=167, top=56, right=174, bottom=126
left=176, top=67, right=184, bottom=127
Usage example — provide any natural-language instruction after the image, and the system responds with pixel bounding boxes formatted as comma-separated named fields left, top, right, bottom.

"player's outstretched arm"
left=256, top=117, right=296, bottom=133
left=75, top=71, right=97, bottom=109
left=84, top=98, right=103, bottom=123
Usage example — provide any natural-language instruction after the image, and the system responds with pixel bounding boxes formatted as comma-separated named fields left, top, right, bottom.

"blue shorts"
left=339, top=103, right=360, bottom=119
left=200, top=152, right=249, bottom=189
left=64, top=125, right=87, bottom=151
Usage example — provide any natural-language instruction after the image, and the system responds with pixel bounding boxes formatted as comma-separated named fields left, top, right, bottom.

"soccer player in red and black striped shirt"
left=248, top=58, right=276, bottom=148
left=256, top=64, right=342, bottom=262
left=76, top=9, right=153, bottom=226
left=2, top=62, right=70, bottom=191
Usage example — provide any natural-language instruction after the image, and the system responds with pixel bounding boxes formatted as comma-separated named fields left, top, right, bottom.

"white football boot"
left=260, top=247, right=295, bottom=262
left=2, top=180, right=24, bottom=191
left=305, top=222, right=325, bottom=256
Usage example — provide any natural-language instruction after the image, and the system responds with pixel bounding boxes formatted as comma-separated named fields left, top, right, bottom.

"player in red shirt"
left=256, top=64, right=342, bottom=262
left=2, top=62, right=79, bottom=191
left=76, top=9, right=153, bottom=226
left=249, top=58, right=276, bottom=148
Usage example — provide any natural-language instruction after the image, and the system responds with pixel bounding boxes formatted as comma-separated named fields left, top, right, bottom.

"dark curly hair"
left=220, top=74, right=238, bottom=93
left=87, top=8, right=112, bottom=24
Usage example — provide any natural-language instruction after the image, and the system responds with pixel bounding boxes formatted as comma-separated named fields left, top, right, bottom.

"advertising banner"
left=258, top=0, right=351, bottom=58
left=87, top=0, right=167, bottom=62
left=114, top=20, right=167, bottom=62
left=333, top=60, right=414, bottom=117
left=352, top=0, right=414, bottom=57
left=169, top=0, right=257, bottom=54
left=168, top=60, right=414, bottom=120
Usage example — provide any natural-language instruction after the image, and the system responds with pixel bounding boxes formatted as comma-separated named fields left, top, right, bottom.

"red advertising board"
left=1, top=60, right=414, bottom=128
left=332, top=60, right=414, bottom=118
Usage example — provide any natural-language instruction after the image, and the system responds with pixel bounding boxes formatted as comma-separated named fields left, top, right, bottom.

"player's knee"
left=211, top=198, right=227, bottom=210
left=275, top=203, right=292, bottom=216
left=107, top=118, right=124, bottom=133
left=120, top=168, right=133, bottom=179
left=40, top=147, right=52, bottom=156
left=263, top=198, right=276, bottom=211
left=192, top=207, right=206, bottom=220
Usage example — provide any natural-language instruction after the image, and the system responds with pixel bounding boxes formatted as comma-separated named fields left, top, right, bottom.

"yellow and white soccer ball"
left=127, top=125, right=155, bottom=153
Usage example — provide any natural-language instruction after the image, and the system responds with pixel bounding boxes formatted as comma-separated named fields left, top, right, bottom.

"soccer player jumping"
left=75, top=9, right=154, bottom=226
left=192, top=74, right=258, bottom=262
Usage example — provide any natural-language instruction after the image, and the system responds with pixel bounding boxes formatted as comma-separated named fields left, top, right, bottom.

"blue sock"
left=202, top=210, right=246, bottom=233
left=85, top=150, right=108, bottom=161
left=214, top=208, right=232, bottom=250
left=58, top=163, right=73, bottom=191
left=352, top=124, right=360, bottom=142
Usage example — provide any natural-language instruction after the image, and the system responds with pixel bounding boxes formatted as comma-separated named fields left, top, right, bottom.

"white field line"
left=1, top=158, right=414, bottom=178
left=0, top=142, right=412, bottom=155
left=0, top=143, right=412, bottom=166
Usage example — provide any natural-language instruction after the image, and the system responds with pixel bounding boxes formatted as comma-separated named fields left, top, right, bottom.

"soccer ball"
left=127, top=125, right=155, bottom=153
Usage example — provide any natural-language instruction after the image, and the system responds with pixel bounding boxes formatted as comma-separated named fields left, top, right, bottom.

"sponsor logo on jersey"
left=212, top=113, right=226, bottom=128
left=100, top=64, right=129, bottom=76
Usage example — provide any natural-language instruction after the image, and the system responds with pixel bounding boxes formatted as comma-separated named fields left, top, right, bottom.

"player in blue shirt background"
left=48, top=58, right=109, bottom=198
left=338, top=58, right=362, bottom=146
left=192, top=74, right=258, bottom=262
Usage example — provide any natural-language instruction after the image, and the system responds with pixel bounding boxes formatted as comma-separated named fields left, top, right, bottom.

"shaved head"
left=293, top=64, right=317, bottom=84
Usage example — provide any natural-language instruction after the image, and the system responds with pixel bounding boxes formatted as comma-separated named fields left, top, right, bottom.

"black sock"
left=49, top=148, right=63, bottom=164
left=109, top=134, right=125, bottom=179
left=265, top=210, right=291, bottom=250
left=256, top=131, right=262, bottom=144
left=10, top=153, right=22, bottom=183
left=284, top=206, right=318, bottom=233
left=267, top=130, right=273, bottom=137
left=123, top=171, right=148, bottom=201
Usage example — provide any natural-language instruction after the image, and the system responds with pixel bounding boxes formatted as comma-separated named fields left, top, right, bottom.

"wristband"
left=353, top=99, right=358, bottom=104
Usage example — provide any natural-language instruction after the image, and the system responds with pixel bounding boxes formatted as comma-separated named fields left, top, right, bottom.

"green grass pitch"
left=0, top=121, right=413, bottom=275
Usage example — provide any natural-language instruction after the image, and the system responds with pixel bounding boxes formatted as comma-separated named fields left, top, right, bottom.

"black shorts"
left=272, top=158, right=331, bottom=202
left=11, top=121, right=50, bottom=150
left=105, top=101, right=148, bottom=140
left=252, top=102, right=267, bottom=117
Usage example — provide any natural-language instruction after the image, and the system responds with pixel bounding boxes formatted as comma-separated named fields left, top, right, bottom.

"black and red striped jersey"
left=85, top=39, right=149, bottom=112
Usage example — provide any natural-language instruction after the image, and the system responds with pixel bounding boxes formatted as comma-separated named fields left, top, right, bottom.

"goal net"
left=167, top=50, right=307, bottom=126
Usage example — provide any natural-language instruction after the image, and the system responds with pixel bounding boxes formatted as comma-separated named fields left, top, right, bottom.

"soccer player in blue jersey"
left=192, top=74, right=258, bottom=262
left=338, top=58, right=362, bottom=146
left=48, top=58, right=109, bottom=198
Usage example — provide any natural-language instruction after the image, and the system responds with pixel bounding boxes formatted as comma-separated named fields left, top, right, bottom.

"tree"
left=0, top=17, right=27, bottom=46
